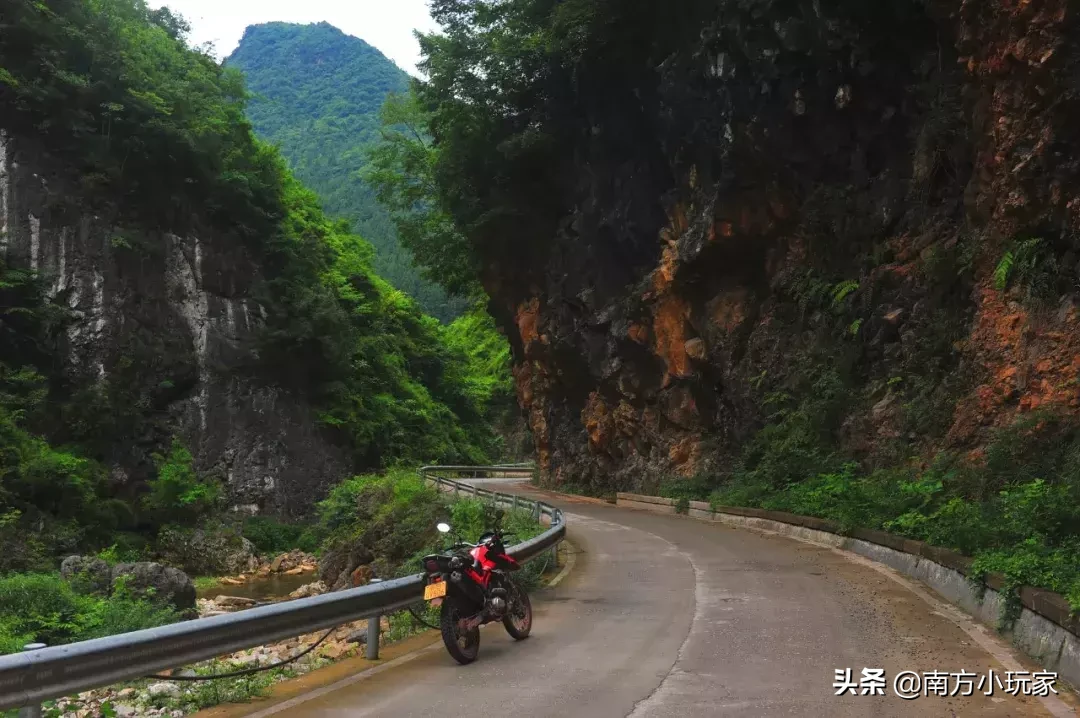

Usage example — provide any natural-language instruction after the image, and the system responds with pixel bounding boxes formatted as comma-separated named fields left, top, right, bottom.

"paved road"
left=249, top=483, right=1072, bottom=717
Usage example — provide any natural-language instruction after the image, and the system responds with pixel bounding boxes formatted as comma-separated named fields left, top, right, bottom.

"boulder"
left=350, top=564, right=374, bottom=587
left=110, top=562, right=196, bottom=611
left=269, top=549, right=315, bottom=574
left=287, top=581, right=327, bottom=600
left=156, top=525, right=257, bottom=576
left=214, top=595, right=258, bottom=608
left=318, top=543, right=373, bottom=590
left=60, top=556, right=113, bottom=595
left=195, top=532, right=258, bottom=574
left=146, top=682, right=179, bottom=698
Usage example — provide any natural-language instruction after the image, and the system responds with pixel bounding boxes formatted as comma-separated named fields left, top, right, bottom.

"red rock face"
left=486, top=0, right=1080, bottom=492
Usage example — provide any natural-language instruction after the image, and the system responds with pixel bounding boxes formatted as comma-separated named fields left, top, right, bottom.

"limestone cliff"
left=489, top=0, right=1080, bottom=491
left=0, top=131, right=347, bottom=516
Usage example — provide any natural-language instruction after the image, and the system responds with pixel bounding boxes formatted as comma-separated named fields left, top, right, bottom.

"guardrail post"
left=512, top=495, right=519, bottom=511
left=366, top=579, right=383, bottom=660
left=18, top=643, right=46, bottom=718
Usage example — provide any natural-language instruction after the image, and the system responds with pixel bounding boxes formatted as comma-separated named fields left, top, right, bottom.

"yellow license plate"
left=424, top=581, right=447, bottom=600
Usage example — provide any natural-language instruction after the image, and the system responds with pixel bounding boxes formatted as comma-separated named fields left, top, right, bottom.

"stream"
left=196, top=571, right=316, bottom=602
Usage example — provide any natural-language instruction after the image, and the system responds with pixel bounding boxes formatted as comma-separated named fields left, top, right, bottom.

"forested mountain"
left=226, top=22, right=464, bottom=322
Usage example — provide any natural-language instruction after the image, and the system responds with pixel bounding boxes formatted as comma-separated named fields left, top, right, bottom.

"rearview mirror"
left=436, top=522, right=451, bottom=534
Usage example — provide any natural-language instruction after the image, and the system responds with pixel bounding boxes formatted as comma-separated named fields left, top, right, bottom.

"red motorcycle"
left=421, top=509, right=533, bottom=664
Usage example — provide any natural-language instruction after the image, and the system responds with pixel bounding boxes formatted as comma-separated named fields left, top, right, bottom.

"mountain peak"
left=232, top=22, right=394, bottom=71
left=224, top=20, right=457, bottom=320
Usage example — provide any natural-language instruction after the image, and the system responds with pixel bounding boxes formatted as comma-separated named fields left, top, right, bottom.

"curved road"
left=241, top=482, right=1073, bottom=717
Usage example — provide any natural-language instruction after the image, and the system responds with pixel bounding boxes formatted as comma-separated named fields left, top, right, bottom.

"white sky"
left=147, top=0, right=439, bottom=77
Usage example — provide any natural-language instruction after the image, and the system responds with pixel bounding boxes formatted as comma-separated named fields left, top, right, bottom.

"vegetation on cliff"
left=403, top=0, right=1080, bottom=616
left=0, top=0, right=515, bottom=575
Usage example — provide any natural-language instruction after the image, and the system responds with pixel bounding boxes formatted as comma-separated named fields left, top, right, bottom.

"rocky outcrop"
left=486, top=1, right=1080, bottom=491
left=59, top=555, right=113, bottom=595
left=0, top=131, right=348, bottom=515
left=61, top=556, right=196, bottom=610
left=319, top=547, right=375, bottom=592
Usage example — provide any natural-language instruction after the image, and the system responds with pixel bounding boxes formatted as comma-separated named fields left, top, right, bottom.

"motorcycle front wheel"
left=440, top=600, right=480, bottom=664
left=503, top=583, right=533, bottom=640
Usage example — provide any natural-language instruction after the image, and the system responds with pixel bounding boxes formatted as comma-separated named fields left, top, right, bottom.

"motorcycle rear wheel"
left=503, top=584, right=532, bottom=640
left=440, top=600, right=480, bottom=664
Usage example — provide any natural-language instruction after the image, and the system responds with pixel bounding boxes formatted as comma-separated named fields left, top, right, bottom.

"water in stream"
left=197, top=571, right=316, bottom=602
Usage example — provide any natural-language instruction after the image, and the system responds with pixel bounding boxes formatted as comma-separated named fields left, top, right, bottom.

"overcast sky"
left=147, top=0, right=439, bottom=76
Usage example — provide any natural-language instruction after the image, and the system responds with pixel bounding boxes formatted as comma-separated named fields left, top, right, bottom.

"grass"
left=193, top=576, right=222, bottom=591
left=145, top=661, right=301, bottom=713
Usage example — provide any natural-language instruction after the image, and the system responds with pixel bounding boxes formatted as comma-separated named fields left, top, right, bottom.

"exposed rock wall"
left=0, top=131, right=347, bottom=516
left=494, top=0, right=1080, bottom=491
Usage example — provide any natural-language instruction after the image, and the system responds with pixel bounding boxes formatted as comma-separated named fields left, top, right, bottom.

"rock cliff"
left=488, top=1, right=1080, bottom=491
left=0, top=131, right=346, bottom=515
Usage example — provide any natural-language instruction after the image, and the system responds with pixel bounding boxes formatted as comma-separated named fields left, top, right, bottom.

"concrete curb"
left=617, top=493, right=1080, bottom=692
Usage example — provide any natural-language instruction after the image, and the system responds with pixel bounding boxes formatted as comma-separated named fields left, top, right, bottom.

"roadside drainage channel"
left=616, top=492, right=1080, bottom=696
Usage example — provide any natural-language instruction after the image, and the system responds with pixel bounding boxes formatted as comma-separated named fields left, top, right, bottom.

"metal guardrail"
left=424, top=464, right=535, bottom=480
left=0, top=466, right=564, bottom=712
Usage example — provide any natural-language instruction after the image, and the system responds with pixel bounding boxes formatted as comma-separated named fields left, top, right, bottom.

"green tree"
left=144, top=439, right=221, bottom=525
left=365, top=91, right=482, bottom=299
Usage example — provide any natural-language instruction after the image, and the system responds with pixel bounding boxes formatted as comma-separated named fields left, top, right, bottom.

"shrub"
left=143, top=439, right=221, bottom=526
left=970, top=538, right=1080, bottom=627
left=317, top=469, right=446, bottom=578
left=658, top=473, right=716, bottom=502
left=395, top=495, right=547, bottom=591
left=242, top=516, right=314, bottom=556
left=0, top=572, right=176, bottom=654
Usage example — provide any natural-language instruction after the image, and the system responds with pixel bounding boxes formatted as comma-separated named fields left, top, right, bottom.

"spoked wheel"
left=440, top=600, right=480, bottom=664
left=503, top=583, right=532, bottom=640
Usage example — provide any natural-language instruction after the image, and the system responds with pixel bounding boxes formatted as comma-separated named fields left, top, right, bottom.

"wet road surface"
left=241, top=483, right=1073, bottom=717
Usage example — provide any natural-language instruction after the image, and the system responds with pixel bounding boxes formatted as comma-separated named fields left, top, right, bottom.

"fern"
left=831, top=279, right=860, bottom=307
left=848, top=318, right=863, bottom=336
left=995, top=238, right=1054, bottom=300
left=993, top=251, right=1014, bottom=291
